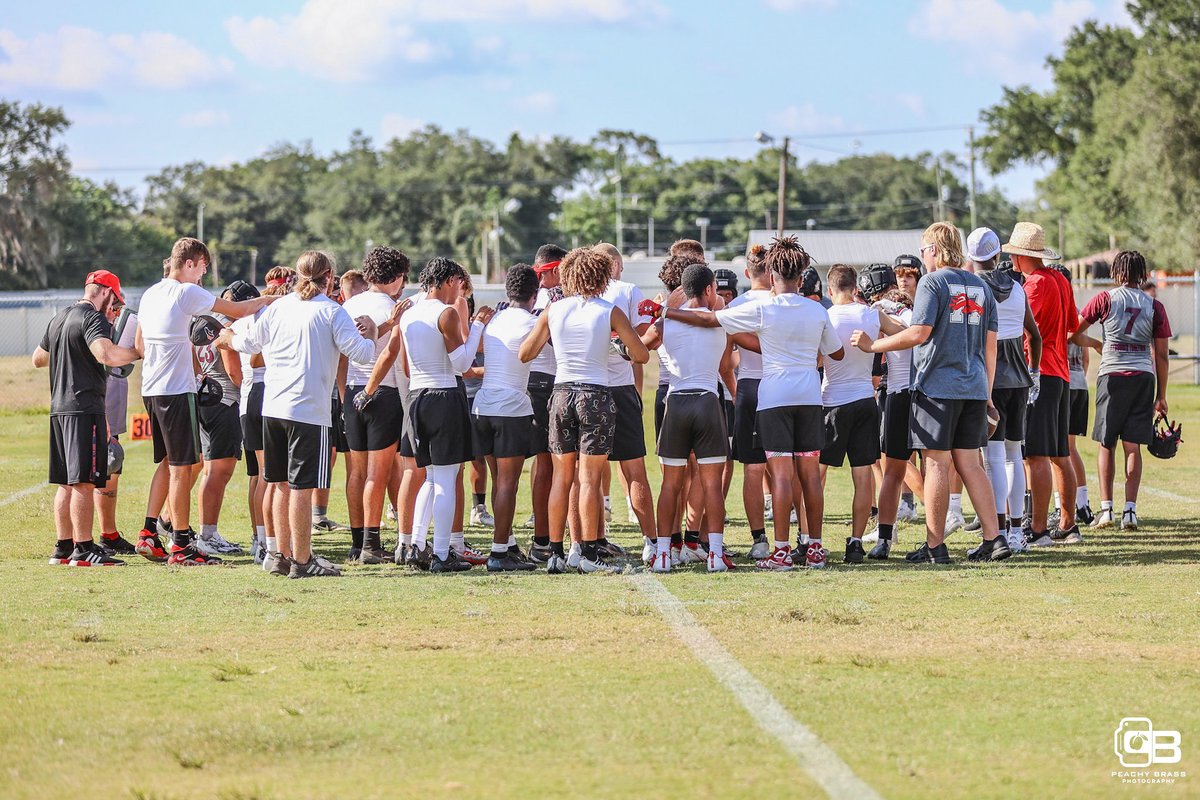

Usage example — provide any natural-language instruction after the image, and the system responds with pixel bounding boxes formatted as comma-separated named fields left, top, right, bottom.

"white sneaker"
left=386, top=503, right=397, bottom=522
left=945, top=509, right=966, bottom=536
left=196, top=530, right=244, bottom=556
left=1028, top=533, right=1055, bottom=547
left=748, top=540, right=770, bottom=559
left=789, top=508, right=798, bottom=524
left=678, top=542, right=706, bottom=564
left=763, top=495, right=774, bottom=522
left=1121, top=509, right=1138, bottom=530
left=603, top=498, right=612, bottom=522
left=650, top=551, right=671, bottom=573
left=706, top=550, right=730, bottom=572
left=863, top=526, right=880, bottom=544
left=1006, top=528, right=1028, bottom=553
left=897, top=500, right=918, bottom=522
left=626, top=497, right=637, bottom=524
left=469, top=504, right=495, bottom=527
left=641, top=537, right=655, bottom=565
left=1091, top=508, right=1115, bottom=529
left=523, top=513, right=536, bottom=528
left=579, top=555, right=619, bottom=574
left=567, top=542, right=582, bottom=569
left=670, top=546, right=682, bottom=567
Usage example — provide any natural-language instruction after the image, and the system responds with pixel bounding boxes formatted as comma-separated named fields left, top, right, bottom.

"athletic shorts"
left=755, top=405, right=824, bottom=455
left=882, top=390, right=914, bottom=461
left=527, top=371, right=555, bottom=456
left=657, top=391, right=729, bottom=464
left=245, top=448, right=260, bottom=478
left=550, top=382, right=616, bottom=456
left=821, top=397, right=881, bottom=468
left=262, top=416, right=332, bottom=490
left=1025, top=375, right=1069, bottom=458
left=199, top=402, right=243, bottom=461
left=1093, top=372, right=1155, bottom=448
left=144, top=393, right=201, bottom=466
left=330, top=395, right=349, bottom=453
left=609, top=384, right=647, bottom=462
left=473, top=414, right=534, bottom=460
left=408, top=386, right=474, bottom=468
left=733, top=379, right=766, bottom=465
left=242, top=382, right=265, bottom=452
left=654, top=383, right=669, bottom=438
left=49, top=413, right=108, bottom=487
left=990, top=386, right=1028, bottom=443
left=344, top=385, right=402, bottom=452
left=1068, top=388, right=1089, bottom=437
left=909, top=392, right=988, bottom=452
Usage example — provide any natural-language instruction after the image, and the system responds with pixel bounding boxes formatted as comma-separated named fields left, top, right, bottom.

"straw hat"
left=1001, top=221, right=1060, bottom=260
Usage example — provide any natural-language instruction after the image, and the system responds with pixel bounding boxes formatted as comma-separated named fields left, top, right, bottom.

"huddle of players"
left=37, top=221, right=1172, bottom=574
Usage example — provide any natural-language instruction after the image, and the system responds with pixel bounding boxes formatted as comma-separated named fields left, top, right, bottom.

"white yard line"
left=0, top=481, right=49, bottom=508
left=630, top=573, right=883, bottom=800
left=1117, top=483, right=1198, bottom=504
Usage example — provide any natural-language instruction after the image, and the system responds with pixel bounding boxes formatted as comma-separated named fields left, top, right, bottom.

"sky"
left=0, top=0, right=1133, bottom=206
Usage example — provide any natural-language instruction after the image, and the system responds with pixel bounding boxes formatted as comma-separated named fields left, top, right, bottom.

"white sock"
left=775, top=539, right=789, bottom=551
left=427, top=465, right=459, bottom=559
left=451, top=531, right=465, bottom=553
left=412, top=477, right=435, bottom=550
left=201, top=524, right=216, bottom=538
left=1125, top=501, right=1136, bottom=512
left=603, top=495, right=610, bottom=509
left=1004, top=440, right=1026, bottom=518
left=1076, top=486, right=1088, bottom=509
left=1053, top=491, right=1061, bottom=512
left=507, top=534, right=517, bottom=547
left=400, top=533, right=412, bottom=547
left=708, top=533, right=723, bottom=558
left=491, top=541, right=508, bottom=554
left=984, top=441, right=1007, bottom=519
left=1101, top=500, right=1113, bottom=511
left=255, top=525, right=265, bottom=543
left=949, top=494, right=962, bottom=514
left=656, top=536, right=670, bottom=554
left=266, top=536, right=277, bottom=553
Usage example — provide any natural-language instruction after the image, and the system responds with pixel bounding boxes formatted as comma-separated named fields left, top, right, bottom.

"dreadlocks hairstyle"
left=921, top=222, right=964, bottom=269
left=263, top=266, right=296, bottom=297
left=294, top=251, right=336, bottom=301
left=533, top=243, right=568, bottom=268
left=670, top=238, right=705, bottom=262
left=505, top=263, right=538, bottom=304
left=764, top=235, right=812, bottom=281
left=746, top=244, right=767, bottom=277
left=361, top=246, right=410, bottom=286
left=1111, top=250, right=1148, bottom=287
left=560, top=247, right=611, bottom=298
left=168, top=237, right=211, bottom=272
left=658, top=253, right=695, bottom=291
left=419, top=256, right=468, bottom=291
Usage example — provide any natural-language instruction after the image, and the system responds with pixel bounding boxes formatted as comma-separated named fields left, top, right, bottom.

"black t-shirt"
left=40, top=301, right=112, bottom=416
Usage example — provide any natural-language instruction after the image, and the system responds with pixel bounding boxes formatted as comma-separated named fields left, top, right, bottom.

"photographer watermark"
left=1112, top=717, right=1186, bottom=785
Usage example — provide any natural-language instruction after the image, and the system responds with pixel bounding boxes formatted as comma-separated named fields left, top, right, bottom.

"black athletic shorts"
left=408, top=386, right=473, bottom=467
left=821, top=397, right=881, bottom=468
left=262, top=416, right=332, bottom=490
left=245, top=448, right=260, bottom=478
left=609, top=384, right=647, bottom=462
left=1068, top=388, right=1089, bottom=437
left=344, top=385, right=402, bottom=452
left=550, top=382, right=616, bottom=456
left=528, top=371, right=554, bottom=456
left=657, top=390, right=729, bottom=463
left=473, top=414, right=534, bottom=459
left=1025, top=375, right=1069, bottom=458
left=909, top=392, right=988, bottom=451
left=145, top=393, right=201, bottom=466
left=882, top=390, right=914, bottom=461
left=199, top=402, right=243, bottom=461
left=242, top=382, right=265, bottom=451
left=733, top=379, right=766, bottom=465
left=1093, top=372, right=1155, bottom=448
left=721, top=386, right=735, bottom=446
left=990, top=386, right=1028, bottom=443
left=49, top=413, right=108, bottom=487
left=755, top=404, right=824, bottom=455
left=330, top=395, right=349, bottom=453
left=654, top=382, right=669, bottom=438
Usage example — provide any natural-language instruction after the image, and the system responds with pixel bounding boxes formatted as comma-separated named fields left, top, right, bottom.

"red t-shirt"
left=1024, top=267, right=1078, bottom=381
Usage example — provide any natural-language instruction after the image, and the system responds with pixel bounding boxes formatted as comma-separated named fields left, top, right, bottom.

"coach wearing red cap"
left=32, top=269, right=142, bottom=566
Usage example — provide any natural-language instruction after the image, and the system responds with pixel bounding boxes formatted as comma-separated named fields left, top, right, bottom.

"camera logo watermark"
left=1112, top=717, right=1186, bottom=786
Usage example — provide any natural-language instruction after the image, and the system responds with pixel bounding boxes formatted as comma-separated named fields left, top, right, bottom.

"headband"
left=267, top=278, right=287, bottom=287
left=534, top=259, right=561, bottom=275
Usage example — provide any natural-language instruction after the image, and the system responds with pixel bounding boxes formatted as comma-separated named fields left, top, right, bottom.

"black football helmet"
left=1148, top=415, right=1183, bottom=459
left=857, top=263, right=897, bottom=300
left=893, top=254, right=925, bottom=276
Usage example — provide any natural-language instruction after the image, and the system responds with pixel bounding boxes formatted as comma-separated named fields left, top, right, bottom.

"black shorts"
left=344, top=385, right=402, bottom=452
left=528, top=371, right=554, bottom=456
left=49, top=413, right=108, bottom=487
left=550, top=383, right=616, bottom=456
left=722, top=391, right=735, bottom=446
left=199, top=402, right=243, bottom=461
left=330, top=395, right=349, bottom=453
left=755, top=405, right=824, bottom=455
left=733, top=379, right=766, bottom=465
left=145, top=393, right=201, bottom=466
left=242, top=382, right=265, bottom=452
left=609, top=384, right=647, bottom=462
left=657, top=391, right=729, bottom=464
left=408, top=386, right=473, bottom=467
left=654, top=383, right=669, bottom=438
left=882, top=390, right=914, bottom=461
left=909, top=392, right=988, bottom=451
left=262, top=416, right=332, bottom=490
left=245, top=448, right=260, bottom=478
left=820, top=397, right=881, bottom=468
left=473, top=414, right=534, bottom=459
left=1093, top=372, right=1155, bottom=448
left=990, top=386, right=1028, bottom=442
left=1068, top=388, right=1089, bottom=437
left=1025, top=375, right=1069, bottom=458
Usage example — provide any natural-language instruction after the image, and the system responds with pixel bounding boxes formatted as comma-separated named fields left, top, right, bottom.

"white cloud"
left=516, top=91, right=558, bottom=114
left=764, top=0, right=838, bottom=10
left=0, top=26, right=233, bottom=91
left=768, top=103, right=846, bottom=135
left=380, top=113, right=424, bottom=141
left=179, top=109, right=231, bottom=128
left=895, top=93, right=927, bottom=119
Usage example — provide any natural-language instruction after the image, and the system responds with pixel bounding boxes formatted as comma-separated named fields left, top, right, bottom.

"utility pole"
left=1058, top=214, right=1065, bottom=260
left=648, top=217, right=654, bottom=256
left=249, top=248, right=258, bottom=286
left=968, top=127, right=978, bottom=230
left=197, top=203, right=205, bottom=241
left=696, top=218, right=710, bottom=253
left=776, top=136, right=789, bottom=238
left=935, top=160, right=946, bottom=221
left=614, top=175, right=624, bottom=254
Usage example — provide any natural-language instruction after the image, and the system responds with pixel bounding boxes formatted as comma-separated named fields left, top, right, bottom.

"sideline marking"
left=1129, top=485, right=1197, bottom=504
left=0, top=481, right=48, bottom=508
left=630, top=573, right=883, bottom=800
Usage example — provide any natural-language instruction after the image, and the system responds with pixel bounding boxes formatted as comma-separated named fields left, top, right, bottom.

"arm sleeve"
left=181, top=283, right=216, bottom=316
left=985, top=294, right=998, bottom=333
left=39, top=323, right=51, bottom=352
left=448, top=321, right=485, bottom=373
left=715, top=303, right=760, bottom=334
left=1079, top=292, right=1109, bottom=325
left=910, top=278, right=940, bottom=327
left=1151, top=299, right=1173, bottom=338
left=84, top=310, right=113, bottom=346
left=332, top=306, right=376, bottom=365
left=231, top=312, right=265, bottom=355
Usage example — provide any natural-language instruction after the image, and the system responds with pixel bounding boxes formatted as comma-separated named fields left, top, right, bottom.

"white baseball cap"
left=966, top=227, right=1001, bottom=262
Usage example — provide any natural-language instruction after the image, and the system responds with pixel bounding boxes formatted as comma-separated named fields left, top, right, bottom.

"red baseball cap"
left=86, top=269, right=124, bottom=300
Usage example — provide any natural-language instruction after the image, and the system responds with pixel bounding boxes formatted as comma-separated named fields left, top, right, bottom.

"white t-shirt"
left=138, top=278, right=215, bottom=396
left=341, top=290, right=398, bottom=387
left=529, top=288, right=557, bottom=376
left=821, top=303, right=880, bottom=408
left=883, top=306, right=914, bottom=394
left=546, top=296, right=613, bottom=385
left=661, top=309, right=725, bottom=394
left=996, top=279, right=1027, bottom=341
left=601, top=279, right=649, bottom=387
left=473, top=306, right=536, bottom=417
left=399, top=297, right=457, bottom=390
left=716, top=293, right=841, bottom=410
left=724, top=288, right=770, bottom=381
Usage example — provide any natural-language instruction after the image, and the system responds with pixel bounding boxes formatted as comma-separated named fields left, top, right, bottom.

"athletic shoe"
left=567, top=543, right=582, bottom=570
left=1027, top=531, right=1055, bottom=548
left=805, top=541, right=828, bottom=569
left=905, top=542, right=951, bottom=564
left=430, top=551, right=471, bottom=573
left=1091, top=508, right=1115, bottom=529
left=764, top=495, right=774, bottom=521
left=393, top=544, right=408, bottom=566
left=707, top=550, right=735, bottom=572
left=357, top=546, right=391, bottom=565
left=641, top=537, right=655, bottom=565
left=748, top=539, right=770, bottom=559
left=650, top=551, right=671, bottom=573
left=843, top=538, right=864, bottom=565
left=197, top=529, right=244, bottom=556
left=262, top=551, right=279, bottom=573
left=603, top=498, right=612, bottom=522
left=486, top=551, right=536, bottom=572
left=407, top=544, right=432, bottom=571
left=545, top=554, right=567, bottom=574
left=967, top=535, right=1012, bottom=562
left=135, top=530, right=169, bottom=563
left=670, top=546, right=682, bottom=567
left=862, top=526, right=879, bottom=545
left=678, top=542, right=706, bottom=564
left=456, top=543, right=489, bottom=566
left=1051, top=525, right=1084, bottom=545
left=155, top=518, right=172, bottom=538
left=578, top=554, right=619, bottom=574
left=945, top=509, right=966, bottom=535
left=312, top=516, right=350, bottom=532
left=1006, top=528, right=1029, bottom=553
left=1075, top=504, right=1095, bottom=526
left=270, top=553, right=292, bottom=577
left=755, top=546, right=793, bottom=571
left=528, top=539, right=551, bottom=564
left=867, top=539, right=892, bottom=560
left=167, top=543, right=223, bottom=566
left=964, top=516, right=982, bottom=534
left=68, top=542, right=125, bottom=566
left=48, top=544, right=73, bottom=565
left=386, top=503, right=397, bottom=522
left=1121, top=509, right=1139, bottom=531
left=347, top=547, right=362, bottom=563
left=1046, top=508, right=1062, bottom=531
left=469, top=504, right=495, bottom=527
left=99, top=532, right=138, bottom=555
left=789, top=508, right=798, bottom=525
left=523, top=513, right=536, bottom=528
left=509, top=543, right=533, bottom=565
left=596, top=539, right=628, bottom=560
left=289, top=555, right=342, bottom=578
left=897, top=500, right=918, bottom=522
left=251, top=536, right=265, bottom=565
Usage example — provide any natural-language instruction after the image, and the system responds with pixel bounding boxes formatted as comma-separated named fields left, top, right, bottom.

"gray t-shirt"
left=910, top=268, right=998, bottom=401
left=1067, top=343, right=1087, bottom=390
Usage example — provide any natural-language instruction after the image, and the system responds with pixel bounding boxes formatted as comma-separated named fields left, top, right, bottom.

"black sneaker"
left=68, top=542, right=126, bottom=566
left=99, top=532, right=138, bottom=555
left=270, top=553, right=293, bottom=576
left=430, top=550, right=471, bottom=573
left=49, top=542, right=74, bottom=565
left=596, top=539, right=628, bottom=560
left=408, top=544, right=432, bottom=571
left=905, top=543, right=932, bottom=563
left=289, top=555, right=342, bottom=578
left=843, top=537, right=865, bottom=564
left=1046, top=508, right=1062, bottom=530
left=528, top=539, right=552, bottom=564
left=509, top=543, right=532, bottom=564
left=1050, top=524, right=1084, bottom=544
left=967, top=535, right=1012, bottom=562
left=1075, top=504, right=1095, bottom=526
left=393, top=544, right=408, bottom=565
left=867, top=539, right=892, bottom=560
left=357, top=546, right=391, bottom=565
left=906, top=542, right=951, bottom=564
left=964, top=516, right=982, bottom=533
left=347, top=547, right=362, bottom=563
left=486, top=551, right=537, bottom=572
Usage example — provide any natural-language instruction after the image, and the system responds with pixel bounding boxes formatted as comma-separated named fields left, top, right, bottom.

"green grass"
left=1, top=379, right=1198, bottom=799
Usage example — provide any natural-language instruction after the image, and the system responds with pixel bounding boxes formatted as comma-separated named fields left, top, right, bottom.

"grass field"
left=1, top=356, right=1198, bottom=799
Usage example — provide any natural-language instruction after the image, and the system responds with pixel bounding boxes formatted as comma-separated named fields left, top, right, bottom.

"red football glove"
left=638, top=298, right=663, bottom=320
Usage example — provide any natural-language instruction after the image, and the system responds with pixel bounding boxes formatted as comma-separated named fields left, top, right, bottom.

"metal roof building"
left=746, top=228, right=965, bottom=268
